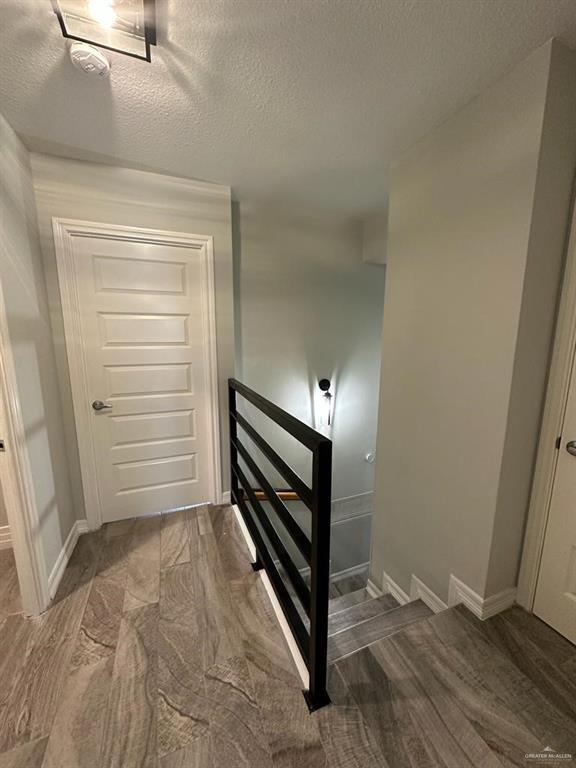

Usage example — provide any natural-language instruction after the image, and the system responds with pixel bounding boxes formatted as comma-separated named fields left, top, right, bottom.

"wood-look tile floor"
left=0, top=505, right=575, bottom=767
left=0, top=549, right=22, bottom=624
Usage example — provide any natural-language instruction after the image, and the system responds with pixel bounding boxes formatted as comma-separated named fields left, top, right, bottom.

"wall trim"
left=232, top=504, right=308, bottom=689
left=232, top=503, right=256, bottom=561
left=331, top=491, right=373, bottom=522
left=381, top=570, right=411, bottom=605
left=518, top=199, right=576, bottom=609
left=448, top=575, right=517, bottom=620
left=48, top=519, right=89, bottom=599
left=410, top=574, right=448, bottom=614
left=0, top=280, right=50, bottom=615
left=331, top=561, right=370, bottom=582
left=52, top=218, right=222, bottom=530
left=221, top=491, right=231, bottom=505
left=366, top=579, right=384, bottom=599
left=381, top=569, right=516, bottom=619
left=0, top=525, right=11, bottom=550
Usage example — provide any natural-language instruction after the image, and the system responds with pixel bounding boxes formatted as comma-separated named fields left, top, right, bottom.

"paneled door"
left=534, top=344, right=576, bottom=644
left=54, top=220, right=220, bottom=525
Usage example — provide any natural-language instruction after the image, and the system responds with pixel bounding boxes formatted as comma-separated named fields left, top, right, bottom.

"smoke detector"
left=69, top=42, right=110, bottom=77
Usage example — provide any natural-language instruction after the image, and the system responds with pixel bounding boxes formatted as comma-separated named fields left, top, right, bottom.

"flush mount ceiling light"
left=51, top=0, right=156, bottom=62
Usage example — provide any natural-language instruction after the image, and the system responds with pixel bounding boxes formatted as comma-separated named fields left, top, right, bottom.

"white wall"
left=235, top=202, right=385, bottom=572
left=371, top=40, right=576, bottom=601
left=0, top=113, right=76, bottom=574
left=31, top=155, right=234, bottom=522
left=362, top=207, right=388, bottom=265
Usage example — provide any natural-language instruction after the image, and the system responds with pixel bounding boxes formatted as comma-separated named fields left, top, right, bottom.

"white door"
left=54, top=221, right=220, bottom=525
left=534, top=344, right=576, bottom=643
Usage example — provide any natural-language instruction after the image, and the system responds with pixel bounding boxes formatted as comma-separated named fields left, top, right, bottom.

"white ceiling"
left=1, top=0, right=576, bottom=214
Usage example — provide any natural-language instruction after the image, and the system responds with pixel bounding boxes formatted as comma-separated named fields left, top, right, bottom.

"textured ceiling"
left=1, top=0, right=576, bottom=213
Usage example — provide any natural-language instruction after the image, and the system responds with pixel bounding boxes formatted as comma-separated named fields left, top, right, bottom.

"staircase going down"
left=327, top=588, right=433, bottom=663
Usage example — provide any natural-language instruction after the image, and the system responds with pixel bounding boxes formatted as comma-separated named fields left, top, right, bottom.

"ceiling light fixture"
left=51, top=0, right=156, bottom=62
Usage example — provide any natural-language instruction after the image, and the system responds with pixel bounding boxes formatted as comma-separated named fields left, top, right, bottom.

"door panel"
left=534, top=346, right=576, bottom=644
left=61, top=227, right=217, bottom=523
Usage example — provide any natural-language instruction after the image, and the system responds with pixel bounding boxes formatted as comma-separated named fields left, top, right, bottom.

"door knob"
left=566, top=440, right=576, bottom=457
left=92, top=400, right=113, bottom=411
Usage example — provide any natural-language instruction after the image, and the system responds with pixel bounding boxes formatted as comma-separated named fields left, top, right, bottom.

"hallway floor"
left=0, top=504, right=575, bottom=767
left=0, top=548, right=21, bottom=624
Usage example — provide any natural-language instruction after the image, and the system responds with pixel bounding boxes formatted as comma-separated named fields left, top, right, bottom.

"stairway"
left=327, top=588, right=433, bottom=663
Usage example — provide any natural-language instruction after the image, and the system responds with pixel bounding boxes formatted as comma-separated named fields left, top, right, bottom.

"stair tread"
left=328, top=588, right=373, bottom=615
left=329, top=593, right=400, bottom=635
left=328, top=599, right=433, bottom=664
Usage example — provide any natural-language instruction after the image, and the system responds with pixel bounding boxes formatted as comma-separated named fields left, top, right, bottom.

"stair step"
left=328, top=599, right=433, bottom=663
left=328, top=588, right=373, bottom=616
left=328, top=594, right=400, bottom=635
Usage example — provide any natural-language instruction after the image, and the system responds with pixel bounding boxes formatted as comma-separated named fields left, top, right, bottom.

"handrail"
left=228, top=378, right=332, bottom=711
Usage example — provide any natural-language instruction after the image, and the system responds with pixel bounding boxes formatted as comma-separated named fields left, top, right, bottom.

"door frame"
left=52, top=218, right=222, bottom=531
left=0, top=279, right=50, bottom=615
left=517, top=197, right=576, bottom=610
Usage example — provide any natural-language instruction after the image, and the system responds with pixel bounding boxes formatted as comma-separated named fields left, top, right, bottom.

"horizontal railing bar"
left=233, top=437, right=312, bottom=564
left=233, top=411, right=314, bottom=510
left=233, top=463, right=311, bottom=615
left=235, top=494, right=310, bottom=660
left=230, top=378, right=329, bottom=451
left=250, top=489, right=300, bottom=501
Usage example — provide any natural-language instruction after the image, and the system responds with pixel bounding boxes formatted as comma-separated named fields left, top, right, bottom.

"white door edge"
left=517, top=196, right=576, bottom=610
left=0, top=280, right=50, bottom=615
left=52, top=218, right=222, bottom=531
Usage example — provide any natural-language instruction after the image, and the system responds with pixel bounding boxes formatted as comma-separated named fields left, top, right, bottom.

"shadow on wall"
left=232, top=201, right=385, bottom=575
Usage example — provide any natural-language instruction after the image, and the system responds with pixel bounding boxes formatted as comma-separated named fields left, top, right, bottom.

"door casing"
left=0, top=279, right=50, bottom=614
left=52, top=218, right=222, bottom=530
left=518, top=196, right=576, bottom=610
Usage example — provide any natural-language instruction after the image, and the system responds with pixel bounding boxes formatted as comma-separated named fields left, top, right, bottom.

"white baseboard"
left=448, top=575, right=517, bottom=620
left=331, top=491, right=373, bottom=522
left=232, top=504, right=256, bottom=561
left=259, top=571, right=309, bottom=690
left=48, top=519, right=88, bottom=599
left=232, top=504, right=309, bottom=689
left=221, top=491, right=231, bottom=505
left=410, top=575, right=448, bottom=614
left=382, top=568, right=517, bottom=620
left=331, top=561, right=370, bottom=582
left=381, top=570, right=411, bottom=605
left=0, top=525, right=11, bottom=550
left=366, top=578, right=383, bottom=599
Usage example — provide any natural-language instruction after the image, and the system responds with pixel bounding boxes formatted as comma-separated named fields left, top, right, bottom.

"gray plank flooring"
left=0, top=504, right=575, bottom=767
left=328, top=593, right=400, bottom=635
left=328, top=599, right=433, bottom=663
left=328, top=587, right=374, bottom=616
left=0, top=549, right=22, bottom=623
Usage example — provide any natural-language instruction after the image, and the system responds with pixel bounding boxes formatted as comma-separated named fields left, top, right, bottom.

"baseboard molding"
left=381, top=570, right=411, bottom=605
left=448, top=575, right=517, bottom=620
left=232, top=504, right=257, bottom=561
left=0, top=525, right=11, bottom=550
left=331, top=491, right=373, bottom=523
left=48, top=519, right=88, bottom=599
left=231, top=504, right=308, bottom=688
left=331, top=561, right=370, bottom=582
left=410, top=575, right=448, bottom=614
left=221, top=491, right=231, bottom=505
left=382, top=568, right=517, bottom=619
left=366, top=579, right=383, bottom=599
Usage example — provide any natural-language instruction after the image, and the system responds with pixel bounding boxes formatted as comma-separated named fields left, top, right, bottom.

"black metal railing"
left=228, top=378, right=332, bottom=711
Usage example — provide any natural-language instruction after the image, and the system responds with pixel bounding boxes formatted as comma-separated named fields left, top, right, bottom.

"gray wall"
left=235, top=201, right=385, bottom=573
left=0, top=113, right=76, bottom=574
left=370, top=40, right=576, bottom=601
left=31, top=154, right=235, bottom=522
